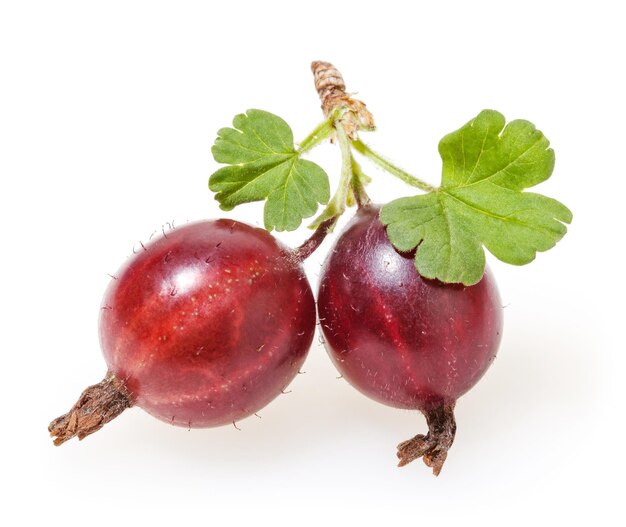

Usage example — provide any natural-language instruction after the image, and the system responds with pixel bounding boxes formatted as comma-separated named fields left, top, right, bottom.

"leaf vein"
left=459, top=135, right=545, bottom=189
left=443, top=190, right=559, bottom=235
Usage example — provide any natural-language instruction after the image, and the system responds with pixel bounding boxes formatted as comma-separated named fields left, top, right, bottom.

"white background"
left=1, top=1, right=624, bottom=525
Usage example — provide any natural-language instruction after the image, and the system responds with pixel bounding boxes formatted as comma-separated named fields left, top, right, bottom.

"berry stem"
left=302, top=61, right=372, bottom=244
left=292, top=216, right=338, bottom=262
left=334, top=124, right=354, bottom=210
left=309, top=123, right=354, bottom=229
left=48, top=373, right=132, bottom=445
left=396, top=403, right=457, bottom=476
left=296, top=132, right=372, bottom=259
left=351, top=138, right=437, bottom=193
left=350, top=154, right=371, bottom=208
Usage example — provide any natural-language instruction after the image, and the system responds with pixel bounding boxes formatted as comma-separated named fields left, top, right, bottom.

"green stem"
left=308, top=123, right=353, bottom=228
left=334, top=124, right=353, bottom=209
left=351, top=138, right=437, bottom=193
left=297, top=118, right=335, bottom=154
left=350, top=155, right=371, bottom=208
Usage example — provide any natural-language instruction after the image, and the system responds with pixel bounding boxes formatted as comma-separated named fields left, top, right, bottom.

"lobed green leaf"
left=381, top=110, right=572, bottom=285
left=209, top=109, right=329, bottom=231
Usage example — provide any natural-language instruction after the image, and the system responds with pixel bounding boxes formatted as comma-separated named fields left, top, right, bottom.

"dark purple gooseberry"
left=317, top=205, right=503, bottom=475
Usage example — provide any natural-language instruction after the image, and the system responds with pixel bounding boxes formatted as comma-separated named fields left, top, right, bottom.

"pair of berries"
left=50, top=204, right=501, bottom=476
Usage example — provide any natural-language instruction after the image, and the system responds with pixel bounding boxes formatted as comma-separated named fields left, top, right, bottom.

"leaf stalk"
left=352, top=139, right=437, bottom=193
left=297, top=118, right=335, bottom=154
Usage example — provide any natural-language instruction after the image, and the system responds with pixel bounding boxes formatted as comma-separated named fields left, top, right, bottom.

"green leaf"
left=380, top=110, right=572, bottom=285
left=210, top=109, right=330, bottom=231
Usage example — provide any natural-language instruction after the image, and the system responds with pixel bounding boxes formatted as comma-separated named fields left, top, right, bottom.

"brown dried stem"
left=397, top=403, right=457, bottom=476
left=48, top=373, right=132, bottom=446
left=311, top=61, right=375, bottom=139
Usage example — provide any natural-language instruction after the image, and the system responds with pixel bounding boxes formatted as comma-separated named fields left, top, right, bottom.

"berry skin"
left=50, top=219, right=315, bottom=444
left=317, top=205, right=502, bottom=473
